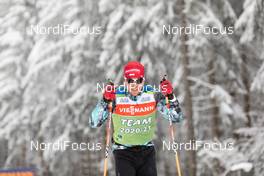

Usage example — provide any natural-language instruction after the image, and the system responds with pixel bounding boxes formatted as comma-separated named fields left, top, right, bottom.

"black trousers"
left=113, top=146, right=157, bottom=176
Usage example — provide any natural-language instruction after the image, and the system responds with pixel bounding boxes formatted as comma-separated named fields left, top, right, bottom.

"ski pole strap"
left=108, top=102, right=113, bottom=113
left=162, top=74, right=170, bottom=109
left=165, top=96, right=170, bottom=109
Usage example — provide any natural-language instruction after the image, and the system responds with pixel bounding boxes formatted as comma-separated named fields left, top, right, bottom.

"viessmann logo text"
left=116, top=102, right=156, bottom=116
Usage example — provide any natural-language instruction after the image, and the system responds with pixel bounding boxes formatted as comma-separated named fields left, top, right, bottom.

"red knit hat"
left=124, top=61, right=145, bottom=79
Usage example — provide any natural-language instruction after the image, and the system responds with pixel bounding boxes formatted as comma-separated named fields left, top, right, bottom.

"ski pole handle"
left=162, top=75, right=170, bottom=109
left=107, top=102, right=112, bottom=128
left=162, top=74, right=167, bottom=82
left=165, top=96, right=170, bottom=109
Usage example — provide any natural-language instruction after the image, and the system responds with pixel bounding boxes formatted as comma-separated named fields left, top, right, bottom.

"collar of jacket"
left=124, top=89, right=142, bottom=101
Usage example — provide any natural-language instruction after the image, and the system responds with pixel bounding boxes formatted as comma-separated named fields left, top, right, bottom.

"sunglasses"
left=127, top=77, right=144, bottom=84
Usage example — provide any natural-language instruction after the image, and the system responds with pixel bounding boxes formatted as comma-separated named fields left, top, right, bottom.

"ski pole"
left=103, top=80, right=114, bottom=176
left=163, top=75, right=182, bottom=176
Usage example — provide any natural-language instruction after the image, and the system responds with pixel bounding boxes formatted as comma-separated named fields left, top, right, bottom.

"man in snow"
left=90, top=61, right=183, bottom=176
